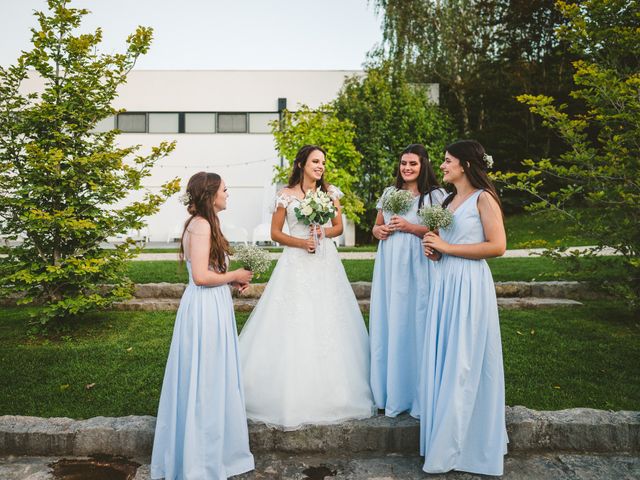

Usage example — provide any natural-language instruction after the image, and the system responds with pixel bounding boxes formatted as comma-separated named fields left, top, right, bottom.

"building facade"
left=20, top=70, right=439, bottom=245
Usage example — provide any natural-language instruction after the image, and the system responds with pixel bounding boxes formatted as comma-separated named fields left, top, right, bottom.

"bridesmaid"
left=369, top=144, right=446, bottom=418
left=151, top=172, right=255, bottom=480
left=420, top=140, right=508, bottom=476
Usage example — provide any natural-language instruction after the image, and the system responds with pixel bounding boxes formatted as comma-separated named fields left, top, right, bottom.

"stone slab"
left=1, top=408, right=637, bottom=458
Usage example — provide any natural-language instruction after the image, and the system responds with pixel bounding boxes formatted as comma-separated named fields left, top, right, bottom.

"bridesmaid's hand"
left=373, top=224, right=392, bottom=241
left=389, top=215, right=410, bottom=233
left=232, top=281, right=250, bottom=294
left=423, top=231, right=448, bottom=257
left=234, top=268, right=253, bottom=285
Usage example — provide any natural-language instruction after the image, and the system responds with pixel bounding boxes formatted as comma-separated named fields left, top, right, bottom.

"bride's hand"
left=232, top=282, right=250, bottom=294
left=310, top=224, right=324, bottom=239
left=300, top=237, right=316, bottom=253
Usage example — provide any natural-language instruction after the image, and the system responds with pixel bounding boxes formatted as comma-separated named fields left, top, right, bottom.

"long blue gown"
left=419, top=189, right=508, bottom=476
left=151, top=262, right=254, bottom=480
left=369, top=187, right=446, bottom=418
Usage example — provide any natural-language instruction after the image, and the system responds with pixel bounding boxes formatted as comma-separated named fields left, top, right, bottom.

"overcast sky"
left=1, top=0, right=383, bottom=70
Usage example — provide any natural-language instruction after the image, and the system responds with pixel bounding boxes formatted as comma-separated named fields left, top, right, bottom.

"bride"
left=239, top=144, right=375, bottom=430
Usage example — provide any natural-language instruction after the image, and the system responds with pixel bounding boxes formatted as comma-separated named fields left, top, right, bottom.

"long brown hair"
left=394, top=143, right=441, bottom=209
left=180, top=172, right=231, bottom=272
left=441, top=140, right=502, bottom=212
left=287, top=144, right=329, bottom=193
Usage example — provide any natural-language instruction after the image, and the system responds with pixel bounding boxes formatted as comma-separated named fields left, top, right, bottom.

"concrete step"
left=132, top=280, right=603, bottom=301
left=1, top=407, right=637, bottom=458
left=115, top=296, right=582, bottom=312
left=2, top=452, right=639, bottom=480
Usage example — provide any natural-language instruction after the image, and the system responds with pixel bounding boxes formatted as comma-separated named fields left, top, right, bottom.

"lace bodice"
left=272, top=185, right=343, bottom=239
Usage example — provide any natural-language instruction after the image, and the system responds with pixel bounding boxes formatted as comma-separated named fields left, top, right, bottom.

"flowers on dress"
left=294, top=189, right=337, bottom=226
left=232, top=245, right=271, bottom=279
left=417, top=205, right=454, bottom=231
left=380, top=188, right=414, bottom=215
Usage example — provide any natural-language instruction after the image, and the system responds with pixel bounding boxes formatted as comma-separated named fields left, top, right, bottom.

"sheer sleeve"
left=327, top=184, right=344, bottom=201
left=271, top=190, right=292, bottom=213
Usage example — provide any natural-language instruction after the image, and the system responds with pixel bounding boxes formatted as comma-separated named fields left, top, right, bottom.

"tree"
left=372, top=0, right=577, bottom=211
left=495, top=0, right=640, bottom=307
left=333, top=60, right=455, bottom=240
left=0, top=0, right=180, bottom=330
left=271, top=105, right=364, bottom=223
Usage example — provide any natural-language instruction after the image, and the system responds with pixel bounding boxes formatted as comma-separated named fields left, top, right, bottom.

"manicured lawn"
left=504, top=210, right=597, bottom=249
left=125, top=256, right=626, bottom=284
left=0, top=300, right=637, bottom=418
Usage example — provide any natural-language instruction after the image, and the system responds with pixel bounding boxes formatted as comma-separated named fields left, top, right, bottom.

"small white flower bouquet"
left=294, top=189, right=337, bottom=226
left=232, top=245, right=271, bottom=279
left=381, top=188, right=414, bottom=216
left=417, top=205, right=454, bottom=231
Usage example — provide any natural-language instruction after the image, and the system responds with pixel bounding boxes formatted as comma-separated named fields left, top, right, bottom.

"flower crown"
left=483, top=153, right=494, bottom=169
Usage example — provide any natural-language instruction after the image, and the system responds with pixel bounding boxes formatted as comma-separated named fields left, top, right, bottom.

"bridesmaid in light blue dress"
left=369, top=144, right=446, bottom=418
left=151, top=172, right=255, bottom=480
left=420, top=140, right=508, bottom=476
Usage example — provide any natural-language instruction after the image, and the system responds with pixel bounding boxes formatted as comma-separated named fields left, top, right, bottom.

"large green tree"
left=333, top=61, right=455, bottom=240
left=0, top=0, right=179, bottom=330
left=271, top=105, right=364, bottom=223
left=372, top=0, right=577, bottom=211
left=495, top=0, right=640, bottom=307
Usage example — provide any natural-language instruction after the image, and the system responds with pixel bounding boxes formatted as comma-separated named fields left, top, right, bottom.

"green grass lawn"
left=504, top=210, right=596, bottom=249
left=125, top=256, right=626, bottom=284
left=0, top=300, right=637, bottom=418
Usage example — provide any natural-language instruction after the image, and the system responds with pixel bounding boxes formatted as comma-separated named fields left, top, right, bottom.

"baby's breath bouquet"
left=232, top=245, right=271, bottom=279
left=381, top=188, right=414, bottom=216
left=294, top=189, right=336, bottom=226
left=417, top=205, right=454, bottom=231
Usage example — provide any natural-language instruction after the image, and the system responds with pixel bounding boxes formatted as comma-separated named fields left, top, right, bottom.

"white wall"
left=17, top=70, right=439, bottom=244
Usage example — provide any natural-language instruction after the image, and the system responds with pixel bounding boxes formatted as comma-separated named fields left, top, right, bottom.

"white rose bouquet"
left=294, top=189, right=336, bottom=226
left=381, top=188, right=414, bottom=216
left=294, top=189, right=337, bottom=254
left=232, top=245, right=271, bottom=279
left=417, top=205, right=454, bottom=231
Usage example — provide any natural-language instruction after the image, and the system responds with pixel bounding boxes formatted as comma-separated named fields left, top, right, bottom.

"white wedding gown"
left=239, top=186, right=375, bottom=430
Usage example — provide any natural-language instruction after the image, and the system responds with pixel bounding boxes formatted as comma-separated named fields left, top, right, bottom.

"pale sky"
left=1, top=0, right=383, bottom=70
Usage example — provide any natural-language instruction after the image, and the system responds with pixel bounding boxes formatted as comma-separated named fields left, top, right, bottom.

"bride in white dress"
left=239, top=144, right=375, bottom=430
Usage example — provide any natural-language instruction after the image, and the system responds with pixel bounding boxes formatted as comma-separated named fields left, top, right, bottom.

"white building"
left=20, top=70, right=439, bottom=245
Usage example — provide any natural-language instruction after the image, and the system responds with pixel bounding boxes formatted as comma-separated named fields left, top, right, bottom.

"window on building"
left=148, top=113, right=179, bottom=133
left=185, top=113, right=216, bottom=133
left=117, top=113, right=146, bottom=133
left=249, top=113, right=279, bottom=133
left=91, top=115, right=116, bottom=133
left=218, top=113, right=247, bottom=133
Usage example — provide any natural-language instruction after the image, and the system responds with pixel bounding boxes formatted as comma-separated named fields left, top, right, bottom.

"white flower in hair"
left=179, top=192, right=192, bottom=206
left=483, top=153, right=494, bottom=169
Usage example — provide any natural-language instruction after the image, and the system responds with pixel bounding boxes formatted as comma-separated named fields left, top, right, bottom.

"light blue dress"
left=151, top=261, right=254, bottom=480
left=419, top=189, right=508, bottom=476
left=369, top=187, right=446, bottom=418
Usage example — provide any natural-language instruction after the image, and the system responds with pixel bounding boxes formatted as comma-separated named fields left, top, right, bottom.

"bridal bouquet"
left=294, top=189, right=336, bottom=226
left=294, top=189, right=336, bottom=254
left=232, top=245, right=271, bottom=279
left=381, top=188, right=414, bottom=216
left=417, top=205, right=454, bottom=231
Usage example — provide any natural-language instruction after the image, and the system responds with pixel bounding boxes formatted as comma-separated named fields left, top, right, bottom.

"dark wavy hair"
left=180, top=172, right=231, bottom=272
left=287, top=144, right=329, bottom=193
left=441, top=140, right=502, bottom=212
left=394, top=143, right=440, bottom=209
